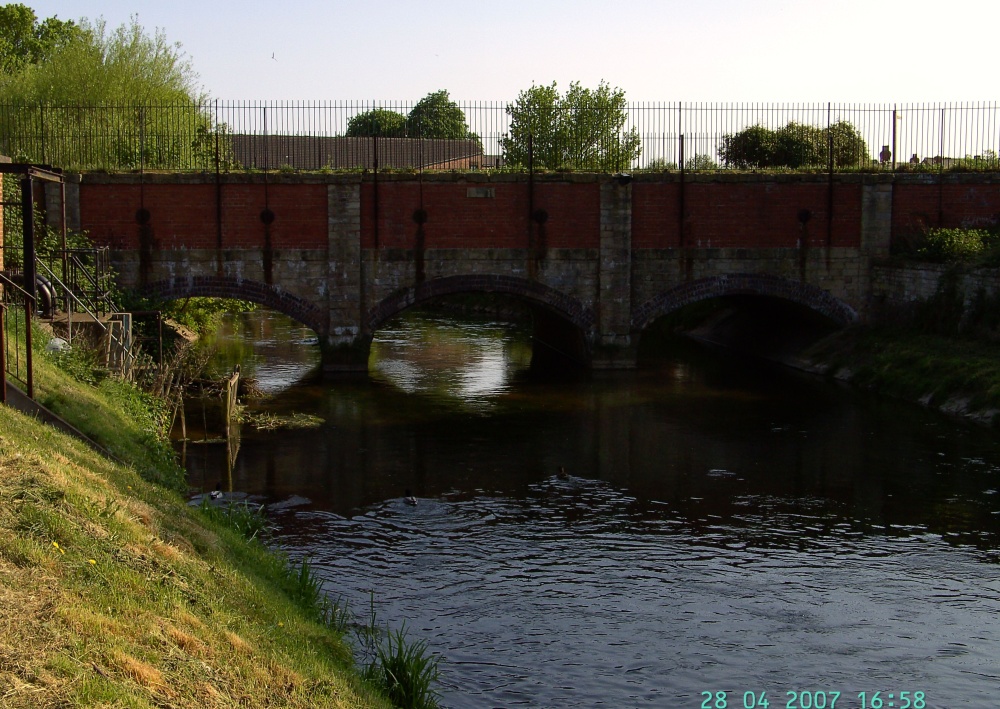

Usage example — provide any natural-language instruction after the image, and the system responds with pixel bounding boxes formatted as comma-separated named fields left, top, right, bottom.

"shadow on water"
left=181, top=307, right=1000, bottom=708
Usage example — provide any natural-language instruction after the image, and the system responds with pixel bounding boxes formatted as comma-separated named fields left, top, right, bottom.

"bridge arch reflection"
left=365, top=274, right=595, bottom=370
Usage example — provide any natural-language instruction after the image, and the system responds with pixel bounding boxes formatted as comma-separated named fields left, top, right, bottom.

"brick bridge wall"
left=61, top=171, right=1000, bottom=370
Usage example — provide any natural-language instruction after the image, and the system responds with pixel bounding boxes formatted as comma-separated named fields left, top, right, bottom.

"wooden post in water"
left=224, top=365, right=240, bottom=493
left=224, top=364, right=240, bottom=440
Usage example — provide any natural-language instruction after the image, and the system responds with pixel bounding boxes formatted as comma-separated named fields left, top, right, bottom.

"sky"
left=25, top=0, right=1000, bottom=102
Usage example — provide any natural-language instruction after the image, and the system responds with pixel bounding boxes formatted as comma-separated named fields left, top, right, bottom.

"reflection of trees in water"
left=369, top=310, right=532, bottom=406
left=198, top=309, right=321, bottom=385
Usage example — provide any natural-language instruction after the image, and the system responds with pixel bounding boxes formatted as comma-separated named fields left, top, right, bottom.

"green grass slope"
left=0, top=348, right=391, bottom=707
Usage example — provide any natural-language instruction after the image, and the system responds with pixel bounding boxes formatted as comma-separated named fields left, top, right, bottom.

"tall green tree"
left=1, top=15, right=201, bottom=104
left=827, top=121, right=869, bottom=168
left=501, top=81, right=641, bottom=171
left=773, top=122, right=827, bottom=168
left=0, top=3, right=80, bottom=75
left=0, top=9, right=211, bottom=169
left=405, top=90, right=475, bottom=140
left=345, top=108, right=407, bottom=137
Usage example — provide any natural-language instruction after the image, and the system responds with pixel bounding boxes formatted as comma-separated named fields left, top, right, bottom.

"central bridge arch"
left=364, top=274, right=597, bottom=369
left=144, top=276, right=328, bottom=337
left=632, top=273, right=859, bottom=333
left=366, top=274, right=595, bottom=334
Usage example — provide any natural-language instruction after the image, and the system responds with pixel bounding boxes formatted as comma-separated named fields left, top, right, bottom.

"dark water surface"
left=183, top=311, right=1000, bottom=708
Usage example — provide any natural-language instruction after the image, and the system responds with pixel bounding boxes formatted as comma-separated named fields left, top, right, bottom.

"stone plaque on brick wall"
left=467, top=187, right=495, bottom=199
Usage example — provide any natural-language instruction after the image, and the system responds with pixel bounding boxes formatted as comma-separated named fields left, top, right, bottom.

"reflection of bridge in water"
left=55, top=170, right=1000, bottom=371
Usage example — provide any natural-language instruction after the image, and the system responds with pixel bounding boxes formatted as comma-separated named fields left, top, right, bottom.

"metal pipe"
left=528, top=132, right=534, bottom=251
left=678, top=133, right=685, bottom=248
left=215, top=99, right=224, bottom=277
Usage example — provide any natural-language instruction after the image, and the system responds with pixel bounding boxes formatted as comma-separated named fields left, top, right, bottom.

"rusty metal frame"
left=0, top=162, right=65, bottom=401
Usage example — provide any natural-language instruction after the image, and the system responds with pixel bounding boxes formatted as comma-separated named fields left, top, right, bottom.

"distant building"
left=920, top=155, right=961, bottom=169
left=228, top=135, right=487, bottom=170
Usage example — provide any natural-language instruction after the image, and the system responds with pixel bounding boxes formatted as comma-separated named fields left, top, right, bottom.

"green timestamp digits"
left=699, top=690, right=927, bottom=709
left=858, top=691, right=926, bottom=709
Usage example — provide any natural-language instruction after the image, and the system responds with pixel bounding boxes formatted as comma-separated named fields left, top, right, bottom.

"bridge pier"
left=320, top=337, right=371, bottom=374
left=324, top=180, right=368, bottom=373
left=592, top=178, right=636, bottom=369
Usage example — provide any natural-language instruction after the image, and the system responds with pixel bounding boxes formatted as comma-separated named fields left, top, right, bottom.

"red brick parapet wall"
left=78, top=180, right=329, bottom=251
left=75, top=171, right=1000, bottom=254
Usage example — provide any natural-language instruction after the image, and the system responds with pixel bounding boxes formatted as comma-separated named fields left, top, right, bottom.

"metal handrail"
left=36, top=259, right=105, bottom=332
left=34, top=260, right=140, bottom=379
left=67, top=251, right=114, bottom=314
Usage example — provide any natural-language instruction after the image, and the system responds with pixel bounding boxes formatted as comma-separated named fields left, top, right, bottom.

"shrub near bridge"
left=915, top=228, right=999, bottom=264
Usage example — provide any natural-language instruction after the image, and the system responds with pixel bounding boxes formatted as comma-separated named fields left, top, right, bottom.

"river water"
left=182, top=310, right=1000, bottom=708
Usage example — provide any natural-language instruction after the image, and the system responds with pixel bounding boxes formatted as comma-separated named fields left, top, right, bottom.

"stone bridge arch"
left=366, top=274, right=596, bottom=335
left=145, top=276, right=328, bottom=336
left=632, top=273, right=859, bottom=333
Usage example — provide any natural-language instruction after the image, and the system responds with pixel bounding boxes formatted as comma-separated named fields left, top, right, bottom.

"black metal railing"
left=0, top=272, right=34, bottom=398
left=1, top=100, right=998, bottom=173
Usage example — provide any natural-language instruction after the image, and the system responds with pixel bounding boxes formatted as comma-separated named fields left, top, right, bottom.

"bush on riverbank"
left=0, top=330, right=395, bottom=706
left=807, top=326, right=1000, bottom=425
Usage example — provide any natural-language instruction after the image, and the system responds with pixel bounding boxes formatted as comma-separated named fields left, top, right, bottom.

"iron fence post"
left=21, top=175, right=36, bottom=312
left=1, top=303, right=6, bottom=405
left=39, top=103, right=45, bottom=165
left=891, top=107, right=898, bottom=171
left=24, top=296, right=32, bottom=399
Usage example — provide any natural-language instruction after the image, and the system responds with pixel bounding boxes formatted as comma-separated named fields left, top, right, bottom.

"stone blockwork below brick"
left=62, top=170, right=1000, bottom=370
left=871, top=263, right=1000, bottom=316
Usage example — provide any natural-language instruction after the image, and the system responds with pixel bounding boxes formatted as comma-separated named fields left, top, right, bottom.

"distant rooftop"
left=228, top=135, right=489, bottom=170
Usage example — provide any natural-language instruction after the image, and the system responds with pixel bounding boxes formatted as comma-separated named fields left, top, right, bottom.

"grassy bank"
left=0, top=338, right=395, bottom=706
left=806, top=327, right=1000, bottom=425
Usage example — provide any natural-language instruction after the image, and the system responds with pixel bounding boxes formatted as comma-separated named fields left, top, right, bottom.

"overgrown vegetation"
left=120, top=291, right=256, bottom=340
left=808, top=264, right=1000, bottom=423
left=356, top=595, right=441, bottom=709
left=812, top=328, right=1000, bottom=418
left=0, top=4, right=223, bottom=169
left=1, top=172, right=93, bottom=273
left=243, top=411, right=325, bottom=431
left=895, top=227, right=1000, bottom=266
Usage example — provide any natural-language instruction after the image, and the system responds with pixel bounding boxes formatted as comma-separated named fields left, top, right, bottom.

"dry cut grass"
left=0, top=395, right=391, bottom=708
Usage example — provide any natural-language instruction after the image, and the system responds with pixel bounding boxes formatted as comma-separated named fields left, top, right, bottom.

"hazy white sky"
left=27, top=0, right=1000, bottom=102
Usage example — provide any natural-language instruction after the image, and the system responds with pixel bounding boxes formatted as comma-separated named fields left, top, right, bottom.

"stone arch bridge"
left=55, top=170, right=998, bottom=371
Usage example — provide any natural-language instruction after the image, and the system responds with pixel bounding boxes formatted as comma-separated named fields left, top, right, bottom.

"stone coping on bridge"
left=69, top=170, right=1000, bottom=186
left=72, top=171, right=611, bottom=185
